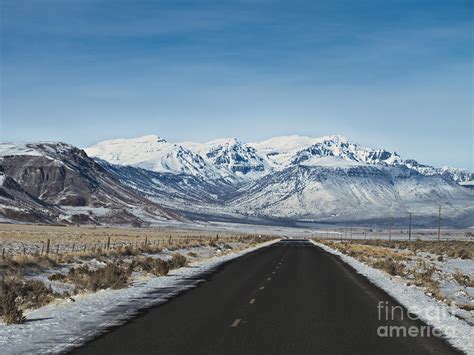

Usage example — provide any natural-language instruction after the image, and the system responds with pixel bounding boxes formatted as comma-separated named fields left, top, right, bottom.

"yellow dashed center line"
left=231, top=319, right=241, bottom=327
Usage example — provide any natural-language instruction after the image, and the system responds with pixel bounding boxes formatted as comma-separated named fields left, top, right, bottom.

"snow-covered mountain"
left=286, top=135, right=402, bottom=167
left=86, top=134, right=472, bottom=185
left=0, top=142, right=176, bottom=225
left=185, top=138, right=272, bottom=180
left=403, top=159, right=474, bottom=186
left=1, top=135, right=472, bottom=227
left=229, top=164, right=473, bottom=224
left=85, top=135, right=222, bottom=180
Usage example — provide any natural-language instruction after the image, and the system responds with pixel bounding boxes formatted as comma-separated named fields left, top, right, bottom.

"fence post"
left=46, top=239, right=50, bottom=255
left=107, top=236, right=111, bottom=250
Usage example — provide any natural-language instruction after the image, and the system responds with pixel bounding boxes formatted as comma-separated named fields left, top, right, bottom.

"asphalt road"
left=72, top=240, right=459, bottom=355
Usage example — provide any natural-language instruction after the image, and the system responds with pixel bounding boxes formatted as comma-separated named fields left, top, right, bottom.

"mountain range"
left=1, top=135, right=472, bottom=228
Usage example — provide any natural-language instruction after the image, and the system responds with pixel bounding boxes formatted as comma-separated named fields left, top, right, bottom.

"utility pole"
left=408, top=212, right=412, bottom=241
left=437, top=206, right=441, bottom=241
left=389, top=216, right=392, bottom=243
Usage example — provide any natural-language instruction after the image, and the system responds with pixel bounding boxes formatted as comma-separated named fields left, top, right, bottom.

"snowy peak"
left=0, top=142, right=80, bottom=159
left=84, top=134, right=472, bottom=185
left=85, top=135, right=168, bottom=165
left=200, top=138, right=270, bottom=178
left=289, top=136, right=402, bottom=168
left=249, top=135, right=323, bottom=167
left=361, top=149, right=402, bottom=165
left=85, top=135, right=221, bottom=179
left=403, top=159, right=473, bottom=185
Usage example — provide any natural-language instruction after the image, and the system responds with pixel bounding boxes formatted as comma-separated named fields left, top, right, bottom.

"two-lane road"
left=72, top=240, right=458, bottom=354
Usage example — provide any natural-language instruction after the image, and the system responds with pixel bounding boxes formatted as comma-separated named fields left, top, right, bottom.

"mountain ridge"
left=85, top=134, right=473, bottom=185
left=1, top=137, right=472, bottom=227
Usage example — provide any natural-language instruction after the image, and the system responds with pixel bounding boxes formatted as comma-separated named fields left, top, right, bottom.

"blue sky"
left=1, top=0, right=472, bottom=170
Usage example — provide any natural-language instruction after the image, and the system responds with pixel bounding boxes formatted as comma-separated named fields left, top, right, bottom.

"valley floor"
left=0, top=224, right=472, bottom=354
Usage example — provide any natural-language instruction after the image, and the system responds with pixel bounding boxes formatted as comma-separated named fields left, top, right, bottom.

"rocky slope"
left=1, top=135, right=472, bottom=227
left=0, top=143, right=176, bottom=225
left=85, top=134, right=473, bottom=227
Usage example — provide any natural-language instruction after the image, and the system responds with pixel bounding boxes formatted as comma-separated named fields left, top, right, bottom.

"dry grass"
left=371, top=258, right=405, bottom=276
left=131, top=257, right=170, bottom=276
left=318, top=240, right=453, bottom=303
left=0, top=224, right=275, bottom=324
left=322, top=241, right=413, bottom=261
left=452, top=271, right=474, bottom=288
left=0, top=223, right=273, bottom=263
left=0, top=223, right=269, bottom=251
left=168, top=253, right=187, bottom=269
left=459, top=303, right=474, bottom=312
left=0, top=276, right=58, bottom=324
left=0, top=254, right=58, bottom=275
left=330, top=239, right=473, bottom=259
left=51, top=263, right=132, bottom=293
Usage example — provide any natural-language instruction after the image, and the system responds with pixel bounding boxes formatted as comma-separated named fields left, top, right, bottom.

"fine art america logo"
left=376, top=301, right=457, bottom=338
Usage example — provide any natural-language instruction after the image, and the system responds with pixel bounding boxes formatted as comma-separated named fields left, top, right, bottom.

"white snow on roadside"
left=0, top=239, right=279, bottom=354
left=311, top=240, right=474, bottom=354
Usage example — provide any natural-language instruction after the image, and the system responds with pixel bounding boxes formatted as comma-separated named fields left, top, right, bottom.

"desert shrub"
left=457, top=249, right=471, bottom=260
left=48, top=273, right=68, bottom=282
left=3, top=255, right=58, bottom=272
left=139, top=244, right=162, bottom=254
left=68, top=263, right=131, bottom=292
left=187, top=252, right=198, bottom=257
left=372, top=258, right=404, bottom=276
left=412, top=261, right=436, bottom=285
left=453, top=271, right=474, bottom=287
left=132, top=257, right=169, bottom=276
left=2, top=289, right=25, bottom=325
left=459, top=303, right=474, bottom=311
left=168, top=253, right=187, bottom=269
left=1, top=277, right=57, bottom=324
left=116, top=245, right=138, bottom=257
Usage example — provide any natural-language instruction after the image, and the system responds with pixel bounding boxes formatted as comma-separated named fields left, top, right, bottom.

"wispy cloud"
left=1, top=0, right=472, bottom=169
